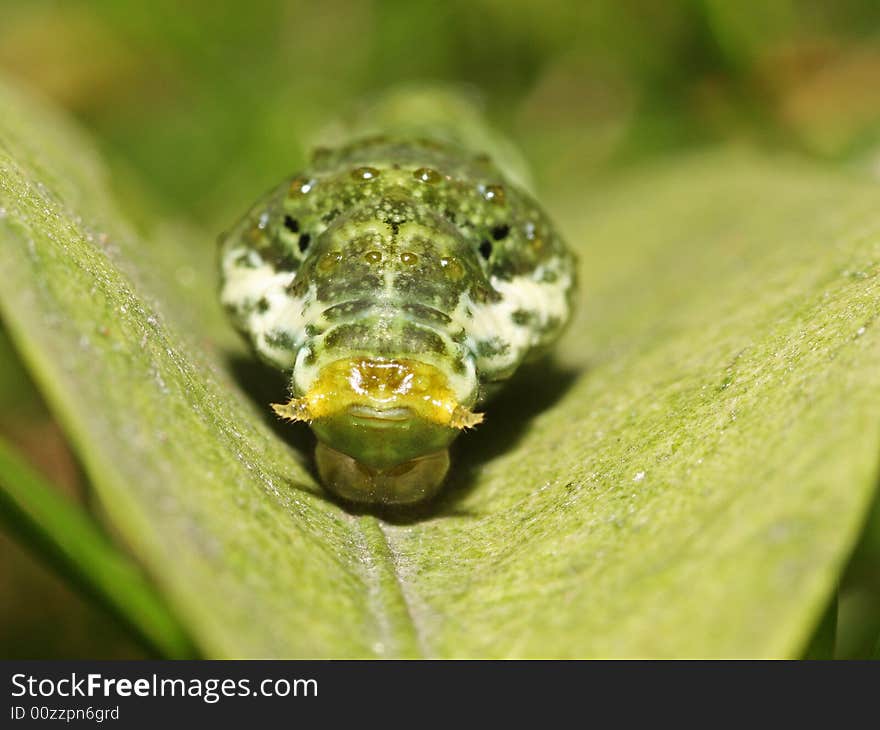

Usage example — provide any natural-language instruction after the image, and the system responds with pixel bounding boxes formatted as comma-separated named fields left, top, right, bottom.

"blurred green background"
left=0, top=0, right=878, bottom=658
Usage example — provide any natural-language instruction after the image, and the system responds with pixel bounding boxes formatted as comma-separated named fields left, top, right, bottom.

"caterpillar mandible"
left=219, top=90, right=576, bottom=505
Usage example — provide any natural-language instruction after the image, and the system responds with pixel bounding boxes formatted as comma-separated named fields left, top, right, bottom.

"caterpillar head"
left=272, top=357, right=482, bottom=504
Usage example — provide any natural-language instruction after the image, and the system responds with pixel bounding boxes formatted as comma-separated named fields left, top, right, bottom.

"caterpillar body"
left=220, top=93, right=576, bottom=504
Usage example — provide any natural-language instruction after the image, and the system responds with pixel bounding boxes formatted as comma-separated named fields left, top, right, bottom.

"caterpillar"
left=219, top=91, right=576, bottom=505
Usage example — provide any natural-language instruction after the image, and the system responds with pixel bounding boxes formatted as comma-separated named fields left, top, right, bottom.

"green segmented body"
left=220, top=102, right=576, bottom=504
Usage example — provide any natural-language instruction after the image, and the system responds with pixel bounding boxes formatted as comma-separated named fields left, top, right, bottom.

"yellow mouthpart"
left=271, top=357, right=483, bottom=430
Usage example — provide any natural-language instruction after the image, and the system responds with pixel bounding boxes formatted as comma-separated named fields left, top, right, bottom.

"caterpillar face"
left=220, top=136, right=575, bottom=504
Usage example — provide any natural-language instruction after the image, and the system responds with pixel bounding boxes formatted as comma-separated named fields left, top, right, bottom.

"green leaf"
left=0, top=436, right=192, bottom=658
left=1, top=76, right=879, bottom=657
left=802, top=596, right=837, bottom=660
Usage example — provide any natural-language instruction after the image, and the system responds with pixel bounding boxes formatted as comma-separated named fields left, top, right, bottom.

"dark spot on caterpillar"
left=491, top=224, right=510, bottom=241
left=479, top=239, right=493, bottom=260
left=403, top=301, right=450, bottom=324
left=322, top=299, right=372, bottom=320
left=256, top=297, right=270, bottom=313
left=414, top=167, right=441, bottom=184
left=317, top=251, right=343, bottom=273
left=265, top=329, right=297, bottom=351
left=351, top=166, right=379, bottom=181
left=477, top=338, right=510, bottom=358
left=439, top=256, right=464, bottom=281
left=261, top=244, right=299, bottom=271
left=283, top=215, right=299, bottom=234
left=274, top=255, right=299, bottom=272
left=511, top=309, right=537, bottom=326
left=471, top=285, right=500, bottom=304
left=288, top=277, right=309, bottom=297
left=483, top=184, right=505, bottom=205
left=234, top=251, right=258, bottom=268
left=289, top=176, right=313, bottom=195
left=401, top=323, right=448, bottom=356
left=298, top=234, right=311, bottom=253
left=325, top=323, right=371, bottom=350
